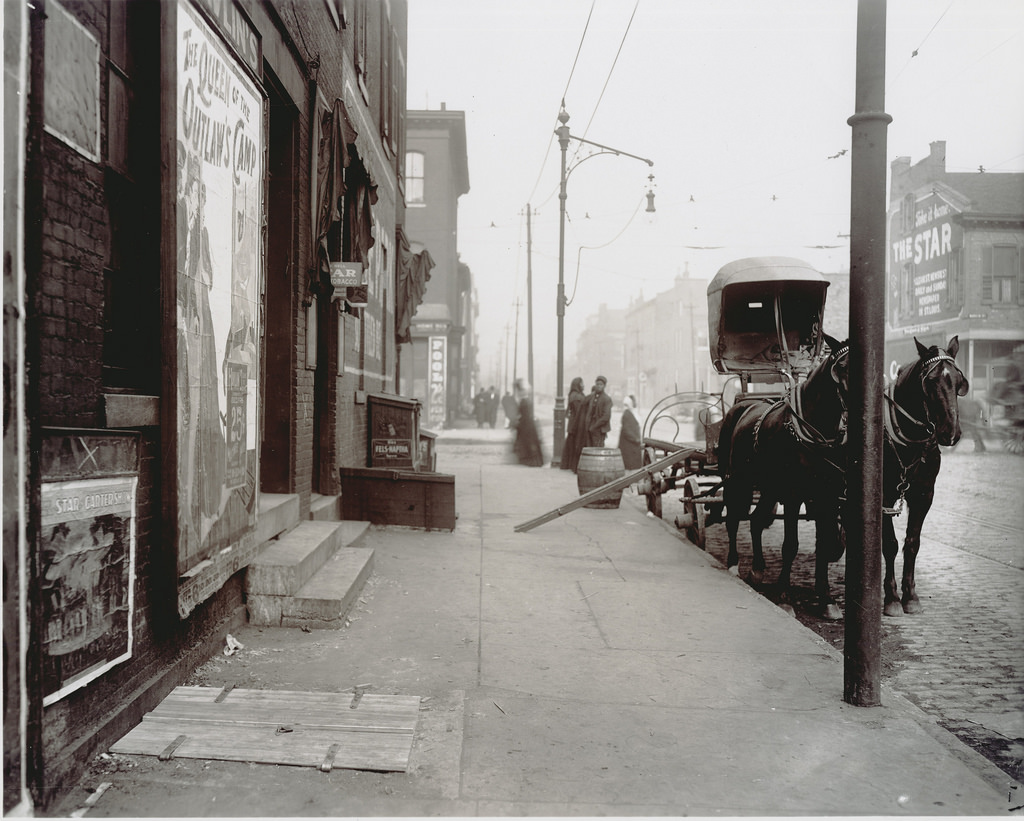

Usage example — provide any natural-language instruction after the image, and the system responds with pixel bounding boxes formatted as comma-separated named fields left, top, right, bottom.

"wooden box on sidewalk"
left=339, top=467, right=455, bottom=531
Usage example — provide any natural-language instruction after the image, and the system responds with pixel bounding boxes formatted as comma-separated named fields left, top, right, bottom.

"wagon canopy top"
left=707, top=256, right=830, bottom=377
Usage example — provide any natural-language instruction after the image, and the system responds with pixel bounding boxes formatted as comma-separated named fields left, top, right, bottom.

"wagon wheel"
left=680, top=475, right=707, bottom=549
left=643, top=447, right=664, bottom=518
left=646, top=486, right=663, bottom=518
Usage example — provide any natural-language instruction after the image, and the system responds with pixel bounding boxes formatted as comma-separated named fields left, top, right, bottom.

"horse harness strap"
left=882, top=384, right=932, bottom=517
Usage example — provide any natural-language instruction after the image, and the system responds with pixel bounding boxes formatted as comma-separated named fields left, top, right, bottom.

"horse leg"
left=881, top=514, right=903, bottom=617
left=813, top=509, right=842, bottom=621
left=901, top=462, right=938, bottom=614
left=723, top=481, right=749, bottom=577
left=746, top=493, right=773, bottom=585
left=772, top=500, right=800, bottom=613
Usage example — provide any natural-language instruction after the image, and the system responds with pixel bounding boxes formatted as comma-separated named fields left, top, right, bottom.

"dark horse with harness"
left=716, top=336, right=851, bottom=619
left=882, top=336, right=967, bottom=616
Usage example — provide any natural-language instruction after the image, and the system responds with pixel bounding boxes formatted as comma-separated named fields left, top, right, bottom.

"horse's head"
left=908, top=335, right=969, bottom=446
left=823, top=334, right=851, bottom=400
left=823, top=334, right=851, bottom=443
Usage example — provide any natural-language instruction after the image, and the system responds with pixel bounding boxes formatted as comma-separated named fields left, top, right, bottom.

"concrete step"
left=247, top=520, right=369, bottom=597
left=246, top=520, right=371, bottom=628
left=256, top=493, right=300, bottom=544
left=309, top=493, right=341, bottom=521
left=280, top=547, right=375, bottom=629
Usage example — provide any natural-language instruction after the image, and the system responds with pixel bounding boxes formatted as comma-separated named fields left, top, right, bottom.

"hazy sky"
left=406, top=1, right=1024, bottom=392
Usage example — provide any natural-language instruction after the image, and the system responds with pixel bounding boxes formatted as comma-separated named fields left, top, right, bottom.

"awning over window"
left=314, top=98, right=357, bottom=276
left=313, top=98, right=377, bottom=298
left=396, top=227, right=435, bottom=344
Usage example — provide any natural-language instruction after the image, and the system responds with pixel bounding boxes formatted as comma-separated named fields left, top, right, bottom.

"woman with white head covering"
left=617, top=394, right=642, bottom=470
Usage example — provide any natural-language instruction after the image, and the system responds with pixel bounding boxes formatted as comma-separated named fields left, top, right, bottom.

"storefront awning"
left=396, top=228, right=435, bottom=344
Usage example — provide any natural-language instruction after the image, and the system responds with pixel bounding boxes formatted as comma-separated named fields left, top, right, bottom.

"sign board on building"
left=889, top=192, right=963, bottom=327
left=330, top=261, right=364, bottom=294
left=427, top=337, right=447, bottom=428
left=40, top=430, right=139, bottom=705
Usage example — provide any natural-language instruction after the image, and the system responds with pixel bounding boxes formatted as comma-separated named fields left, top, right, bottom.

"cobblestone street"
left=664, top=446, right=1024, bottom=784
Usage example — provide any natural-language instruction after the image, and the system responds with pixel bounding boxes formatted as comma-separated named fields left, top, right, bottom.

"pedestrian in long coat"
left=512, top=379, right=544, bottom=466
left=617, top=394, right=642, bottom=470
left=585, top=376, right=613, bottom=447
left=560, top=377, right=586, bottom=471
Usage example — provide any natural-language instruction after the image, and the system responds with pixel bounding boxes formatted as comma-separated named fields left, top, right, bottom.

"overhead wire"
left=573, top=0, right=641, bottom=149
left=525, top=0, right=596, bottom=205
left=565, top=194, right=645, bottom=306
left=888, top=0, right=955, bottom=89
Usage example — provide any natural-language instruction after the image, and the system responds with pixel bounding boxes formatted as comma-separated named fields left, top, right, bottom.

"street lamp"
left=552, top=105, right=654, bottom=466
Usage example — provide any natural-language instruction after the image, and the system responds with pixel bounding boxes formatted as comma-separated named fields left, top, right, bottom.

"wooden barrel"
left=576, top=447, right=626, bottom=509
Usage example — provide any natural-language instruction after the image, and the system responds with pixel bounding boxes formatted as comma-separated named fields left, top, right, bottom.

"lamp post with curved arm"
left=552, top=106, right=654, bottom=466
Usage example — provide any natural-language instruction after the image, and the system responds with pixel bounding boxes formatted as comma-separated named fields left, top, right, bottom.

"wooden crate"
left=339, top=467, right=455, bottom=531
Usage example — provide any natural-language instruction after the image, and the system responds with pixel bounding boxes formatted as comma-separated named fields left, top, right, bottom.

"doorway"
left=260, top=82, right=296, bottom=493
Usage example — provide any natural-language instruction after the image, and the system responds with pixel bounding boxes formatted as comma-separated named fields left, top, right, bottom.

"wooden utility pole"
left=526, top=205, right=535, bottom=405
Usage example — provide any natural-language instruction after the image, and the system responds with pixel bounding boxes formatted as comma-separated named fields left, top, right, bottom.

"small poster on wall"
left=40, top=431, right=139, bottom=706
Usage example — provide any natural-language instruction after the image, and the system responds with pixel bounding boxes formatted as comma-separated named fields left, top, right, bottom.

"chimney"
left=440, top=102, right=446, bottom=111
left=929, top=140, right=946, bottom=172
left=890, top=156, right=911, bottom=202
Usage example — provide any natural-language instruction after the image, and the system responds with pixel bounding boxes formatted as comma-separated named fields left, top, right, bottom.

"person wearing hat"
left=585, top=376, right=613, bottom=447
left=618, top=394, right=642, bottom=470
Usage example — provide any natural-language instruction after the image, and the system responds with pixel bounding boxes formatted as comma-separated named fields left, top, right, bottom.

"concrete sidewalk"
left=52, top=435, right=1016, bottom=817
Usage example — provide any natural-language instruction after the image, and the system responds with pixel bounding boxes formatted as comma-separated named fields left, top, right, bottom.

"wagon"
left=637, top=257, right=831, bottom=547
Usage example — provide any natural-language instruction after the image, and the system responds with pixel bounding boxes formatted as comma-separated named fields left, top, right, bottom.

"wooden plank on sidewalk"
left=109, top=687, right=421, bottom=772
left=514, top=445, right=700, bottom=532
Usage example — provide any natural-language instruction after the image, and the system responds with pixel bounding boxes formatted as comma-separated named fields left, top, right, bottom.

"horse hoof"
left=883, top=601, right=903, bottom=617
left=728, top=565, right=740, bottom=577
left=778, top=603, right=796, bottom=617
left=903, top=599, right=922, bottom=615
left=822, top=604, right=842, bottom=621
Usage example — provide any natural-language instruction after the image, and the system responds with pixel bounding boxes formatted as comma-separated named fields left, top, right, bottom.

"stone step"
left=246, top=520, right=369, bottom=598
left=280, top=547, right=375, bottom=629
left=309, top=493, right=341, bottom=521
left=256, top=493, right=300, bottom=544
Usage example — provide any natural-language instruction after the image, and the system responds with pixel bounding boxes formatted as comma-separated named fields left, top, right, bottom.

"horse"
left=882, top=336, right=967, bottom=616
left=716, top=336, right=851, bottom=619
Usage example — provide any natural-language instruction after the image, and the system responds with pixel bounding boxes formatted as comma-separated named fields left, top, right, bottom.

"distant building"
left=623, top=269, right=716, bottom=407
left=571, top=304, right=628, bottom=400
left=887, top=141, right=1024, bottom=397
left=401, top=106, right=474, bottom=428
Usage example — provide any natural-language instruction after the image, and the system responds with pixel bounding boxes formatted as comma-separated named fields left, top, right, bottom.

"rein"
left=784, top=344, right=850, bottom=450
left=881, top=350, right=962, bottom=516
left=751, top=345, right=850, bottom=480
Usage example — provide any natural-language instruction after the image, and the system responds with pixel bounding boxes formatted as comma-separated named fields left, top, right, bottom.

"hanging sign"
left=329, top=261, right=363, bottom=297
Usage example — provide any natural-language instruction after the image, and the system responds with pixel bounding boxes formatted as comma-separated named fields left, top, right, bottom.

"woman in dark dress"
left=512, top=379, right=545, bottom=467
left=617, top=394, right=643, bottom=470
left=560, top=377, right=586, bottom=471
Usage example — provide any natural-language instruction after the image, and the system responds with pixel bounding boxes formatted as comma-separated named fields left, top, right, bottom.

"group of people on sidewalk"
left=508, top=374, right=643, bottom=470
left=560, top=375, right=642, bottom=473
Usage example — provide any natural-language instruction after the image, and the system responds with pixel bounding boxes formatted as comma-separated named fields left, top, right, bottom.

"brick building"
left=3, top=0, right=432, bottom=811
left=399, top=106, right=474, bottom=428
left=886, top=141, right=1024, bottom=395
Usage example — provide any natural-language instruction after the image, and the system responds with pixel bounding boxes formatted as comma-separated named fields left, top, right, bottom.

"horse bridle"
left=785, top=343, right=851, bottom=449
left=882, top=350, right=965, bottom=516
left=885, top=351, right=965, bottom=446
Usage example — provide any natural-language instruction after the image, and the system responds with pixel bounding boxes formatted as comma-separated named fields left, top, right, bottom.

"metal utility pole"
left=844, top=0, right=891, bottom=707
left=553, top=105, right=653, bottom=467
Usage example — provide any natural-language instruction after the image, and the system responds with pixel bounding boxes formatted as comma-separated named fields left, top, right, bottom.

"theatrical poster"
left=40, top=476, right=137, bottom=705
left=175, top=0, right=263, bottom=594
